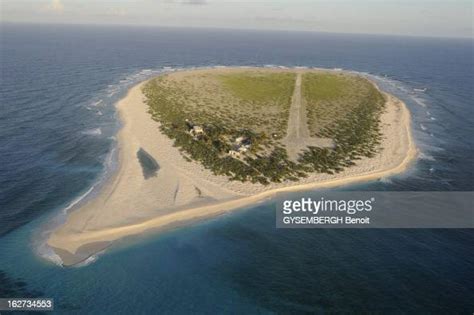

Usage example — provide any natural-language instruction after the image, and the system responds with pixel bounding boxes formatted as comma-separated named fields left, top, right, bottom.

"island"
left=47, top=67, right=416, bottom=266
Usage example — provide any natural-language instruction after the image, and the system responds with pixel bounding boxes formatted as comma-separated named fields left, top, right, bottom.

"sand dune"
left=47, top=69, right=416, bottom=266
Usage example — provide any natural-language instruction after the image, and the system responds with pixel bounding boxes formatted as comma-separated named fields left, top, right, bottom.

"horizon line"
left=2, top=20, right=472, bottom=41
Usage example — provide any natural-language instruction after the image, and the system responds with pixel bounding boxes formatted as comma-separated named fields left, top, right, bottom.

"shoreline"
left=46, top=67, right=417, bottom=266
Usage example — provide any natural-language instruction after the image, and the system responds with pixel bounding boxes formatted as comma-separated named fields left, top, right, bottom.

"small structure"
left=228, top=150, right=241, bottom=158
left=235, top=136, right=251, bottom=146
left=235, top=136, right=245, bottom=145
left=237, top=146, right=248, bottom=153
left=191, top=125, right=204, bottom=136
left=185, top=118, right=204, bottom=139
left=228, top=136, right=251, bottom=158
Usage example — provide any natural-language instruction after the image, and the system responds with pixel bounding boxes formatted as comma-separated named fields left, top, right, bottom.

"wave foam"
left=379, top=177, right=393, bottom=184
left=35, top=239, right=64, bottom=267
left=74, top=254, right=99, bottom=268
left=412, top=96, right=428, bottom=108
left=63, top=185, right=95, bottom=214
left=91, top=100, right=103, bottom=107
left=81, top=128, right=102, bottom=136
left=419, top=152, right=436, bottom=161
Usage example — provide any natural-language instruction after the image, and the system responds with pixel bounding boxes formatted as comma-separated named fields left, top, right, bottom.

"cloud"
left=183, top=0, right=207, bottom=4
left=164, top=0, right=208, bottom=5
left=105, top=8, right=127, bottom=17
left=42, top=0, right=64, bottom=13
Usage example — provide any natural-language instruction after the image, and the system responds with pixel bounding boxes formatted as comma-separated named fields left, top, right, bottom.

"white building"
left=189, top=125, right=204, bottom=137
left=228, top=150, right=241, bottom=158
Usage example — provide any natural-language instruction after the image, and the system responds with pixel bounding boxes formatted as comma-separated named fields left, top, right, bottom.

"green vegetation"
left=299, top=73, right=385, bottom=174
left=219, top=72, right=295, bottom=104
left=217, top=71, right=295, bottom=138
left=143, top=69, right=385, bottom=184
left=303, top=73, right=382, bottom=136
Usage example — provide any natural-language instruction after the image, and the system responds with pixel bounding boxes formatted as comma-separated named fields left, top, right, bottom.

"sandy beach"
left=47, top=68, right=417, bottom=266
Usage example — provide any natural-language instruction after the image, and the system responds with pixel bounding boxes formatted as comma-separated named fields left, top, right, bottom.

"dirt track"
left=283, top=72, right=333, bottom=160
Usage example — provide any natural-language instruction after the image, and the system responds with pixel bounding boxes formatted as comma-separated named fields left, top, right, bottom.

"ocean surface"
left=0, top=23, right=473, bottom=313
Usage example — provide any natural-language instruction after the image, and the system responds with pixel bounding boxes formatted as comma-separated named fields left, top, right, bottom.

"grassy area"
left=143, top=70, right=299, bottom=184
left=303, top=73, right=381, bottom=136
left=219, top=72, right=295, bottom=104
left=299, top=72, right=385, bottom=173
left=143, top=69, right=385, bottom=184
left=217, top=71, right=295, bottom=139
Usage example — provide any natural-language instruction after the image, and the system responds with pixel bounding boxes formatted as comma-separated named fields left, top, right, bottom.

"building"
left=237, top=146, right=248, bottom=153
left=235, top=136, right=251, bottom=146
left=188, top=124, right=204, bottom=139
left=228, top=150, right=241, bottom=158
left=191, top=126, right=204, bottom=135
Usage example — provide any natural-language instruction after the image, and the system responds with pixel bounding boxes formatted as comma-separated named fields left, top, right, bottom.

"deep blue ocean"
left=0, top=23, right=473, bottom=314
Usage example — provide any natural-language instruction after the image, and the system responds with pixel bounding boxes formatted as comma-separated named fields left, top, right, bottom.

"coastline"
left=47, top=68, right=417, bottom=266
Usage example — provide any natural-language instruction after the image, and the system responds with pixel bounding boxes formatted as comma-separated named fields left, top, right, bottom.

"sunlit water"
left=0, top=24, right=473, bottom=313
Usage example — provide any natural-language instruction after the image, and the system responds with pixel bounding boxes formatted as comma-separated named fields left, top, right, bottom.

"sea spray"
left=81, top=128, right=102, bottom=136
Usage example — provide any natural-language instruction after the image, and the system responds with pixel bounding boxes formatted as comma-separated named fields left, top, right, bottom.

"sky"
left=1, top=0, right=472, bottom=38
